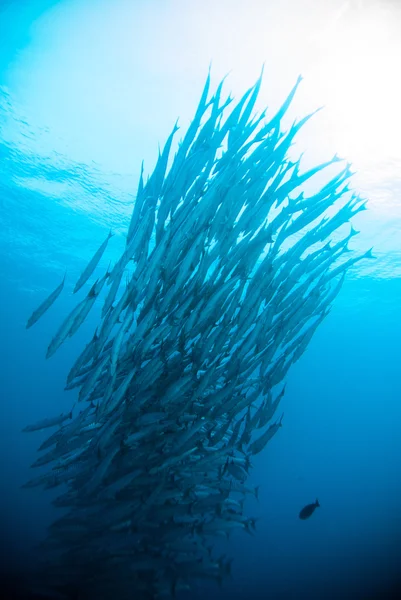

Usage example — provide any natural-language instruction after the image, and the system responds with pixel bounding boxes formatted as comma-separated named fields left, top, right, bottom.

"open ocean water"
left=1, top=1, right=401, bottom=599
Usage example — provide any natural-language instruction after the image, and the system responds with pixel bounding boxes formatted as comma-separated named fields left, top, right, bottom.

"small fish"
left=26, top=273, right=66, bottom=329
left=73, top=230, right=113, bottom=294
left=299, top=498, right=320, bottom=520
left=22, top=407, right=74, bottom=432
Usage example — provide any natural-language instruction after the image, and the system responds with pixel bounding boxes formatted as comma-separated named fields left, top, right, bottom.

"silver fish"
left=73, top=230, right=113, bottom=294
left=26, top=273, right=66, bottom=329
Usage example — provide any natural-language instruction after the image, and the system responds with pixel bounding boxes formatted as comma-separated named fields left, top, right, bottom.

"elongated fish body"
left=46, top=296, right=88, bottom=359
left=249, top=414, right=284, bottom=456
left=73, top=230, right=113, bottom=294
left=26, top=274, right=66, bottom=329
left=22, top=408, right=73, bottom=432
left=46, top=280, right=101, bottom=359
left=68, top=275, right=108, bottom=338
left=299, top=498, right=320, bottom=520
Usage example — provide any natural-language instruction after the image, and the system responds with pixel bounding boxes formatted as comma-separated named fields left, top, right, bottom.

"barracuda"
left=26, top=273, right=66, bottom=329
left=73, top=230, right=113, bottom=294
left=23, top=70, right=373, bottom=600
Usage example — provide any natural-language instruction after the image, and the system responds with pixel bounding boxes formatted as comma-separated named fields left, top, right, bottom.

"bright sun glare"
left=309, top=2, right=401, bottom=167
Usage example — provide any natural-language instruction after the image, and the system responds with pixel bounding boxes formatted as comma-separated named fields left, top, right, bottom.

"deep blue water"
left=4, top=275, right=401, bottom=599
left=1, top=2, right=401, bottom=600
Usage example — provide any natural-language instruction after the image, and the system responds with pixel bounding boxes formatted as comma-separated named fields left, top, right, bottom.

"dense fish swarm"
left=24, top=70, right=372, bottom=599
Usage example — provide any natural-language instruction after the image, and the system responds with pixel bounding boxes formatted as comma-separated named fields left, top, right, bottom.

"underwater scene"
left=1, top=1, right=401, bottom=599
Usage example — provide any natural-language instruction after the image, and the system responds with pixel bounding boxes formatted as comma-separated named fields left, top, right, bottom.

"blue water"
left=1, top=2, right=401, bottom=599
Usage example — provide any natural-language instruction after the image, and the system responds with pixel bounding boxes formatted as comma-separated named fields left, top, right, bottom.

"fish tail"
left=364, top=247, right=376, bottom=259
left=69, top=402, right=76, bottom=419
left=254, top=485, right=260, bottom=502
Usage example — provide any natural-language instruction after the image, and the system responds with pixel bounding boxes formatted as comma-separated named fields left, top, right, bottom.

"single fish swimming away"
left=26, top=273, right=66, bottom=329
left=73, top=229, right=113, bottom=294
left=22, top=407, right=74, bottom=432
left=22, top=68, right=372, bottom=599
left=299, top=498, right=320, bottom=520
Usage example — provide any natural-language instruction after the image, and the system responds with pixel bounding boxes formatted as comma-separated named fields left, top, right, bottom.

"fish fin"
left=316, top=498, right=320, bottom=507
left=244, top=520, right=254, bottom=536
left=88, top=279, right=99, bottom=298
left=254, top=485, right=260, bottom=502
left=364, top=247, right=376, bottom=259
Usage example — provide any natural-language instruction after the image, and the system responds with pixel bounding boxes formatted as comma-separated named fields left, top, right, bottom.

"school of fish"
left=23, top=69, right=373, bottom=599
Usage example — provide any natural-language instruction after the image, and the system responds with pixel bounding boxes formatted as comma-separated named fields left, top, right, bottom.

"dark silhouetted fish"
left=299, top=498, right=320, bottom=520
